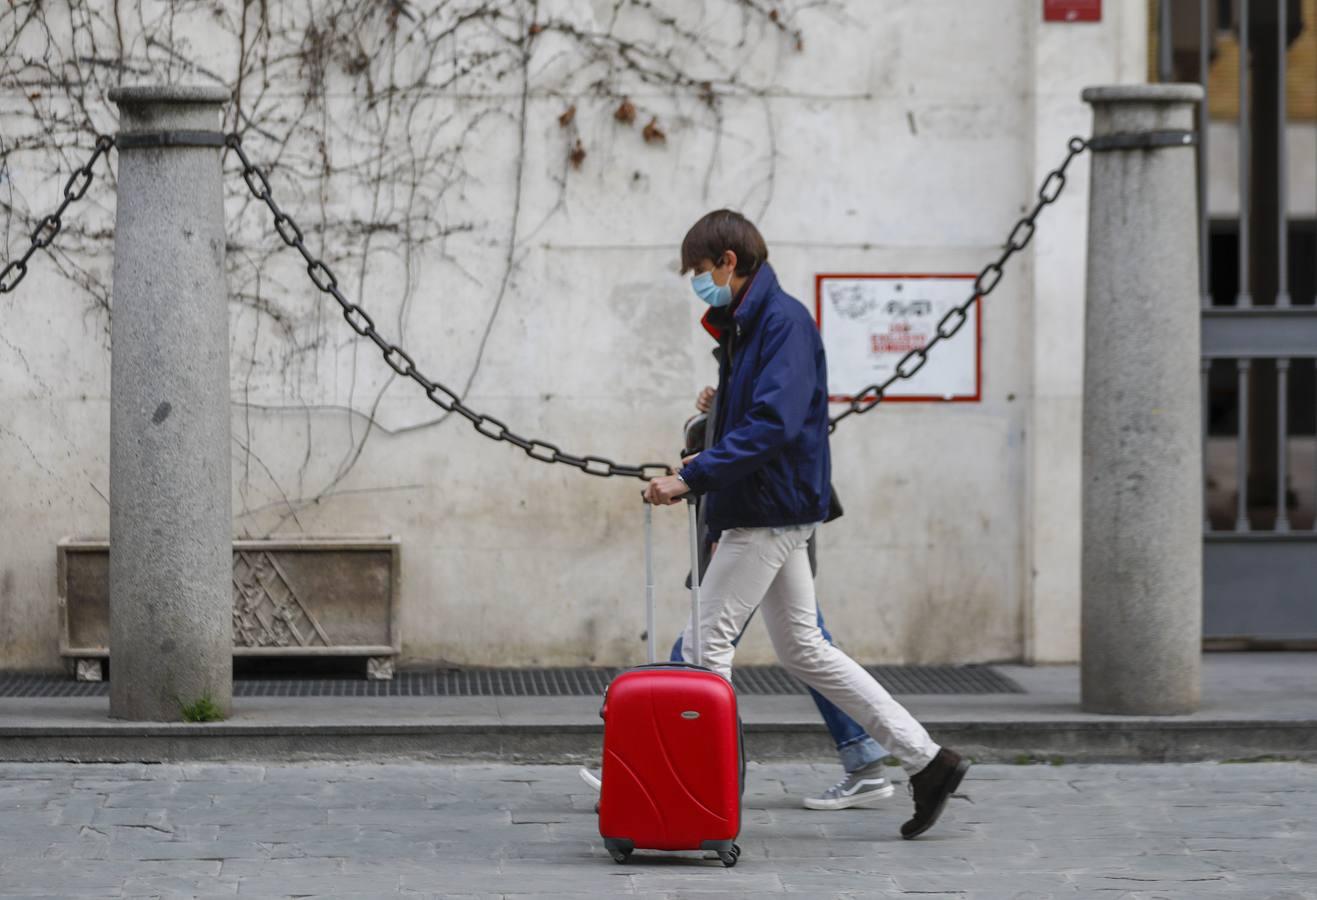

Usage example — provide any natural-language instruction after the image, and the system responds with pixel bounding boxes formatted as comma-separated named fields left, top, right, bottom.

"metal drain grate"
left=734, top=664, right=1023, bottom=697
left=0, top=664, right=1021, bottom=698
left=434, top=667, right=622, bottom=697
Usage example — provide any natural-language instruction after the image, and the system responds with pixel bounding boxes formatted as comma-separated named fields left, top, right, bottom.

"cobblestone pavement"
left=0, top=760, right=1313, bottom=898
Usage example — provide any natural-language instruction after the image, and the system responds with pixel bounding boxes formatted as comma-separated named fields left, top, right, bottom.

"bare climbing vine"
left=0, top=0, right=833, bottom=534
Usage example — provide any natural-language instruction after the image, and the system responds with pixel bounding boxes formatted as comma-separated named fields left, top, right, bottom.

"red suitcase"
left=597, top=498, right=743, bottom=867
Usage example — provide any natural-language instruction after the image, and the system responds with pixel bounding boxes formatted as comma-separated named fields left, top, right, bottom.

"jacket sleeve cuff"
left=678, top=461, right=708, bottom=495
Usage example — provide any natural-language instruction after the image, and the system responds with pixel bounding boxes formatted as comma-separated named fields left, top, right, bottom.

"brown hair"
left=680, top=209, right=768, bottom=276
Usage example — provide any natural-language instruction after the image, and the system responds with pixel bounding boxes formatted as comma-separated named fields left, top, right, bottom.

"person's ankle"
left=838, top=738, right=886, bottom=774
left=850, top=759, right=885, bottom=776
left=913, top=747, right=954, bottom=779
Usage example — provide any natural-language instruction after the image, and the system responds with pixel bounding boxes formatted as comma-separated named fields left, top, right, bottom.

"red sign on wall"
left=1043, top=0, right=1101, bottom=22
left=815, top=274, right=982, bottom=404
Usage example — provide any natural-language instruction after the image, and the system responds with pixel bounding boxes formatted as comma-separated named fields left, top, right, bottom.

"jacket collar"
left=699, top=262, right=779, bottom=342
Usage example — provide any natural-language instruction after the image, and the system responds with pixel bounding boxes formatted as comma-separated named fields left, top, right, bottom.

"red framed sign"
left=815, top=273, right=982, bottom=404
left=1043, top=0, right=1101, bottom=23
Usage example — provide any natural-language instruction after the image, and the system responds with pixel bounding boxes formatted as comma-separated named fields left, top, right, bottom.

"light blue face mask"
left=691, top=270, right=733, bottom=308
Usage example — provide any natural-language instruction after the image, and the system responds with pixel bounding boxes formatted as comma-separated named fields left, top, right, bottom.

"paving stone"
left=0, top=892, right=120, bottom=899
left=100, top=786, right=181, bottom=808
left=0, top=841, right=59, bottom=862
left=327, top=806, right=510, bottom=827
left=890, top=872, right=1080, bottom=894
left=498, top=858, right=644, bottom=892
left=774, top=864, right=901, bottom=892
left=0, top=808, right=59, bottom=827
left=89, top=806, right=172, bottom=829
left=402, top=867, right=638, bottom=895
left=786, top=846, right=980, bottom=874
left=501, top=841, right=613, bottom=861
left=1217, top=873, right=1317, bottom=895
left=104, top=840, right=271, bottom=861
left=626, top=868, right=786, bottom=893
left=177, top=764, right=267, bottom=782
left=0, top=869, right=125, bottom=893
left=236, top=873, right=397, bottom=895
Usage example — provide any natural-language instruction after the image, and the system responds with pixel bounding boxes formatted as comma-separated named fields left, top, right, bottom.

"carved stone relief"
left=231, top=551, right=332, bottom=649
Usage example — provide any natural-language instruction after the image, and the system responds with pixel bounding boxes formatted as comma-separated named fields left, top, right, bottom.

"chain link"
left=0, top=135, right=116, bottom=295
left=827, top=136, right=1089, bottom=432
left=224, top=132, right=672, bottom=482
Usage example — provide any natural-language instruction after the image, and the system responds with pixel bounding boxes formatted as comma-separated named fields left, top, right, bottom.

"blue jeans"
left=670, top=604, right=887, bottom=773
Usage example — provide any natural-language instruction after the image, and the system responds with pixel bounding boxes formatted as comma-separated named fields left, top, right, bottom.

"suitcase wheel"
left=609, top=847, right=632, bottom=864
left=717, top=843, right=741, bottom=868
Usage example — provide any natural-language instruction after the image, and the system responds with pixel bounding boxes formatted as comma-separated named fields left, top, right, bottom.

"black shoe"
left=900, top=748, right=970, bottom=840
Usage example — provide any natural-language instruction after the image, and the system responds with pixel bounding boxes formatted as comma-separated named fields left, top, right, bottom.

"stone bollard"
left=1080, top=85, right=1204, bottom=715
left=108, top=85, right=233, bottom=721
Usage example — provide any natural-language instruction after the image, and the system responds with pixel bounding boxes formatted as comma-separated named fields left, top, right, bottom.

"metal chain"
left=0, top=135, right=116, bottom=295
left=226, top=130, right=1087, bottom=476
left=224, top=132, right=673, bottom=481
left=826, top=136, right=1090, bottom=432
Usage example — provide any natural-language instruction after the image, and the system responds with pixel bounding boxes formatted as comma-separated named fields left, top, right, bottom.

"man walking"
left=643, top=209, right=969, bottom=839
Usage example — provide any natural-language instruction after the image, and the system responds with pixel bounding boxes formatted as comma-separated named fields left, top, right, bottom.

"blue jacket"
left=679, top=263, right=833, bottom=534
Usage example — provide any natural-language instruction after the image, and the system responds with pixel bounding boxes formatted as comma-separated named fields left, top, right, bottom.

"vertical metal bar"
left=687, top=500, right=701, bottom=668
left=644, top=502, right=656, bottom=664
left=1236, top=359, right=1251, bottom=531
left=1276, top=0, right=1291, bottom=307
left=1203, top=358, right=1212, bottom=531
left=1160, top=0, right=1175, bottom=82
left=1199, top=0, right=1212, bottom=307
left=1237, top=0, right=1252, bottom=308
left=1276, top=358, right=1291, bottom=531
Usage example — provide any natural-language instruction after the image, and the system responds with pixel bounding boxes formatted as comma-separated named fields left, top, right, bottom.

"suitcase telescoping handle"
left=686, top=496, right=701, bottom=667
left=643, top=501, right=656, bottom=664
left=642, top=495, right=702, bottom=667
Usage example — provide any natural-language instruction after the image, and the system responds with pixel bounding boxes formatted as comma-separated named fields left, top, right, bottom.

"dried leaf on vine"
left=344, top=52, right=369, bottom=76
left=642, top=117, right=666, bottom=144
left=614, top=98, right=636, bottom=125
left=569, top=139, right=587, bottom=169
left=385, top=0, right=415, bottom=25
left=558, top=105, right=576, bottom=128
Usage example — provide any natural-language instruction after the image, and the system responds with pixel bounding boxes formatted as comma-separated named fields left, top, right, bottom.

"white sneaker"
left=579, top=767, right=602, bottom=792
left=802, top=763, right=895, bottom=810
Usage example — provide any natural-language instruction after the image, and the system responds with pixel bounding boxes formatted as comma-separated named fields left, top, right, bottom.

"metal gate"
left=1161, top=0, right=1317, bottom=645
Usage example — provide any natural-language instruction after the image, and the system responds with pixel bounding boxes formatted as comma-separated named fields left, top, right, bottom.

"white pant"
left=681, top=524, right=940, bottom=775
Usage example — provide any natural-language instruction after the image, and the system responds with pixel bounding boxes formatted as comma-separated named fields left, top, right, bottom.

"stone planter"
left=58, top=537, right=401, bottom=681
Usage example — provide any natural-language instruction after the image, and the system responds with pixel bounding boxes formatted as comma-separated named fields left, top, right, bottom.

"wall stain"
left=152, top=401, right=172, bottom=425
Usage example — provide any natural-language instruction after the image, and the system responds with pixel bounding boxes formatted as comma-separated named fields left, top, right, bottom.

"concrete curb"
left=2, top=719, right=1313, bottom=765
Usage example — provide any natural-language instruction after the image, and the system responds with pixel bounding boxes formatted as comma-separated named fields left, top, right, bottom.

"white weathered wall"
left=0, top=1, right=1146, bottom=671
left=1024, top=1, right=1150, bottom=664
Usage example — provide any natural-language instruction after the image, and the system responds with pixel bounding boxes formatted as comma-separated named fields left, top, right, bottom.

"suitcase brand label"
left=681, top=710, right=700, bottom=719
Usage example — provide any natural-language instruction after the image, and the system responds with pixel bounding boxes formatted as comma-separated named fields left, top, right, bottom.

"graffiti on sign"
left=815, top=274, right=981, bottom=403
